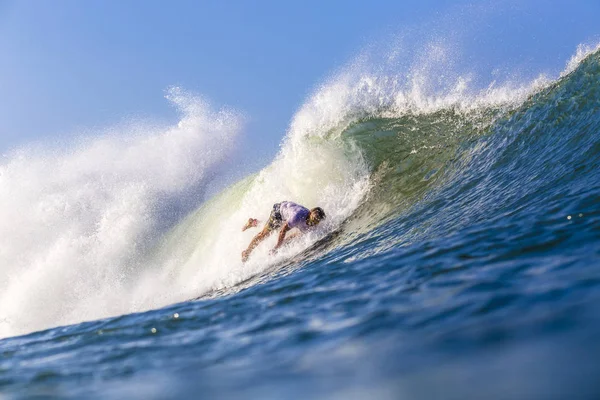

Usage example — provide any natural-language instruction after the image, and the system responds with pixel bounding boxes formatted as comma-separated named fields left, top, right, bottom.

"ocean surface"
left=1, top=44, right=600, bottom=399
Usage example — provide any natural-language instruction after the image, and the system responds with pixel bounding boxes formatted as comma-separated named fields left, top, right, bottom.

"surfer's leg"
left=242, top=203, right=283, bottom=262
left=242, top=225, right=274, bottom=261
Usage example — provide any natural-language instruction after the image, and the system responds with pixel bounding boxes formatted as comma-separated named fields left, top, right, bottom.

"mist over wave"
left=1, top=40, right=598, bottom=339
left=0, top=88, right=242, bottom=337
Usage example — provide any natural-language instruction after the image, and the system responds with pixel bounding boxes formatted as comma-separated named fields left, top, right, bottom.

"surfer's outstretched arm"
left=284, top=231, right=300, bottom=243
left=273, top=222, right=291, bottom=251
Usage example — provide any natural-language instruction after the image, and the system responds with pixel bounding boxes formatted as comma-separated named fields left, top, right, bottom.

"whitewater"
left=1, top=39, right=600, bottom=398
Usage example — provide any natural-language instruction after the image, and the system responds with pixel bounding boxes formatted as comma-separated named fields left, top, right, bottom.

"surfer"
left=241, top=201, right=326, bottom=262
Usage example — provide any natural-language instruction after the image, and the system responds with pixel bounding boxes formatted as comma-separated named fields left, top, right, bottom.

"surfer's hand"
left=269, top=248, right=278, bottom=256
left=241, top=250, right=249, bottom=262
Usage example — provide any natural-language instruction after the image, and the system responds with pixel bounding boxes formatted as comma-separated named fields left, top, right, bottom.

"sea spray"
left=0, top=88, right=242, bottom=338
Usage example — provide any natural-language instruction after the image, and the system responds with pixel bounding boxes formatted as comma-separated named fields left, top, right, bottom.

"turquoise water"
left=1, top=48, right=600, bottom=399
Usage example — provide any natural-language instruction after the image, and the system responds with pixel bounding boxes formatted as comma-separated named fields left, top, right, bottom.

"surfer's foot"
left=242, top=218, right=258, bottom=231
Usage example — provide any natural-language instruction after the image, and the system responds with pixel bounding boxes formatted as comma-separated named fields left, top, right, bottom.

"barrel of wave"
left=133, top=132, right=371, bottom=305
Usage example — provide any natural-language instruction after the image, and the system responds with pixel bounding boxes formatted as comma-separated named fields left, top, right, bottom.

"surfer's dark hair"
left=311, top=207, right=326, bottom=221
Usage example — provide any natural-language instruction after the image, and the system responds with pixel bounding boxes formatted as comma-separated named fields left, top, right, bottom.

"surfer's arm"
left=274, top=222, right=291, bottom=250
left=284, top=231, right=300, bottom=243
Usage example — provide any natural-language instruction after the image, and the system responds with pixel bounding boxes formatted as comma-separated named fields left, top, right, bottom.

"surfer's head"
left=308, top=207, right=326, bottom=226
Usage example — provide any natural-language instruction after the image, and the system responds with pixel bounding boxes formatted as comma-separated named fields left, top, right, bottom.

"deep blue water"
left=1, top=50, right=600, bottom=399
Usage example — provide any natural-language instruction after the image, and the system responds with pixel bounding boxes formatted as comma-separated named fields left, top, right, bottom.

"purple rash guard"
left=279, top=201, right=311, bottom=232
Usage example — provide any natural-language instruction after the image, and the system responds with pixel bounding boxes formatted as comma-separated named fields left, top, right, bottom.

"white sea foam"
left=0, top=88, right=242, bottom=338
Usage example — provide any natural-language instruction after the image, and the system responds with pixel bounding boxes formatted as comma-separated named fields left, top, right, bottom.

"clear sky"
left=0, top=0, right=598, bottom=169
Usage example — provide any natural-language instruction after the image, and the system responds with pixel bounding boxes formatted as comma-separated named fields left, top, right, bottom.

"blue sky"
left=0, top=0, right=598, bottom=169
